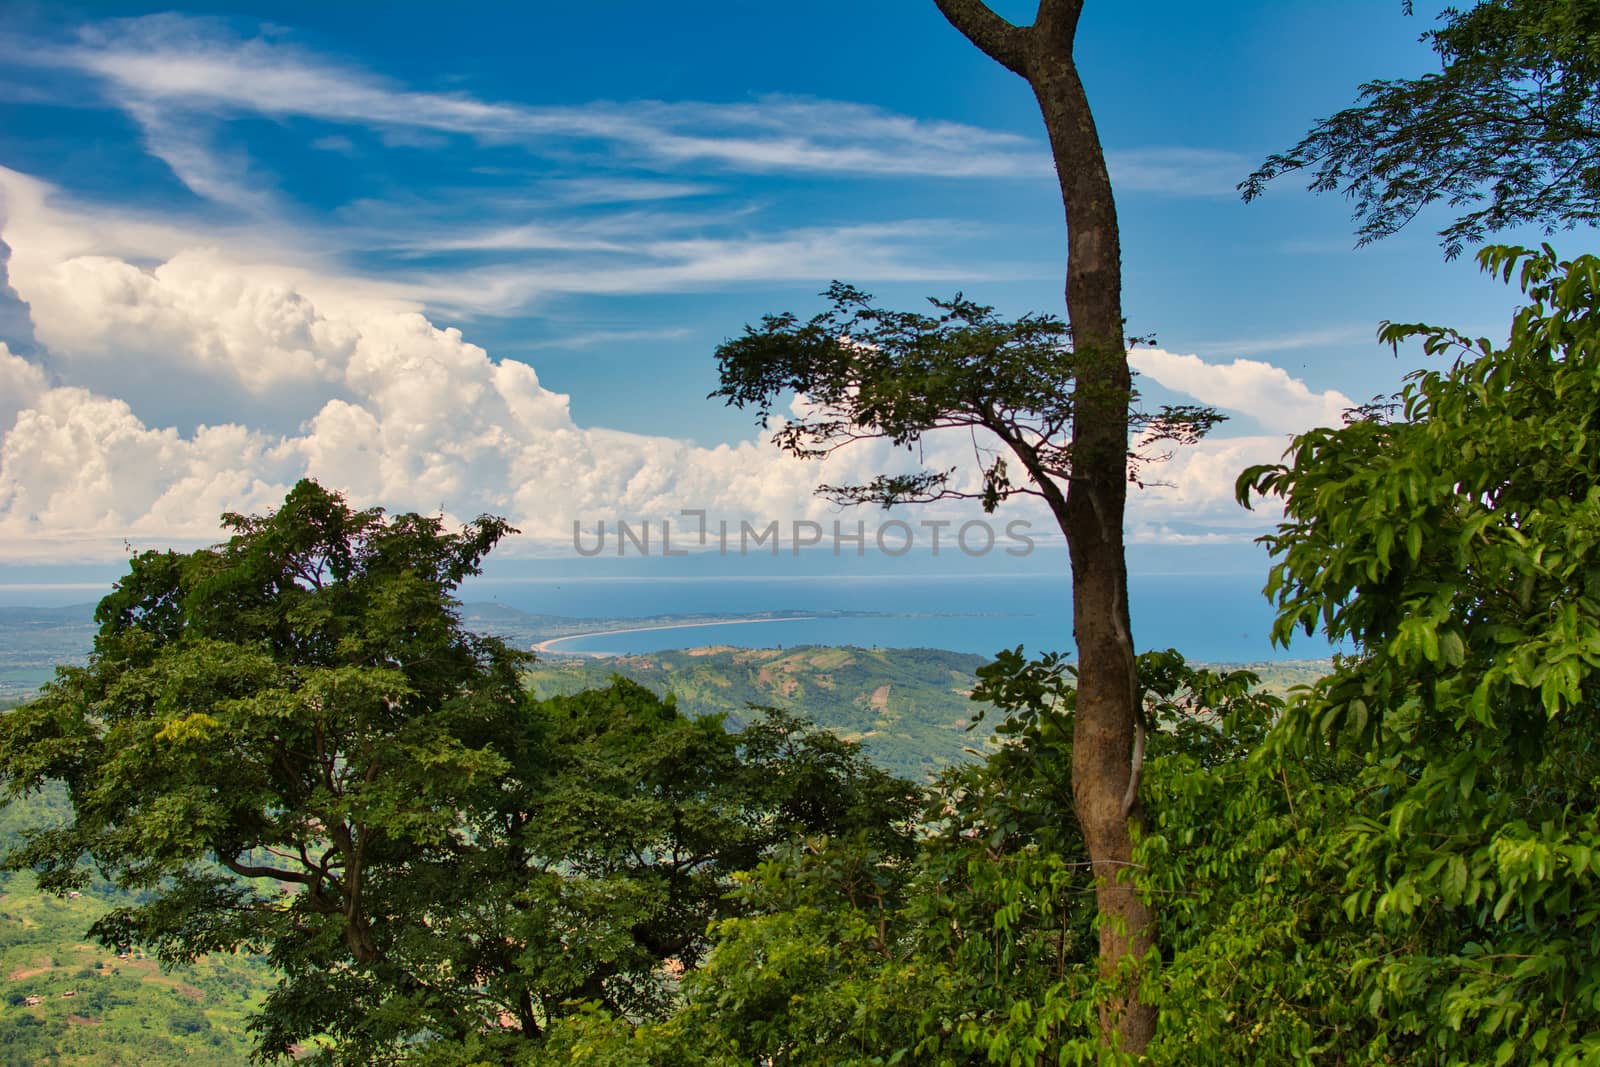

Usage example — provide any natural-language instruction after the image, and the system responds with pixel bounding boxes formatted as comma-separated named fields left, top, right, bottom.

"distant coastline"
left=532, top=615, right=820, bottom=657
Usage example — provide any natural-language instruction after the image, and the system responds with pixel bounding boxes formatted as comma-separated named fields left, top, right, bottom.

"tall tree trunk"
left=933, top=0, right=1156, bottom=1053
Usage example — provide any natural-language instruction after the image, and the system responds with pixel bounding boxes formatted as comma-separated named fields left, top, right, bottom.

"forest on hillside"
left=3, top=1, right=1600, bottom=1064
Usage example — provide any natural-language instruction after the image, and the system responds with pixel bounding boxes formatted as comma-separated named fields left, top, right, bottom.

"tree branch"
left=220, top=855, right=313, bottom=886
left=933, top=0, right=1029, bottom=76
left=1033, top=0, right=1085, bottom=50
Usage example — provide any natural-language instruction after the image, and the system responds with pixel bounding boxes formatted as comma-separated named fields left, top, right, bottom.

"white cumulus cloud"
left=1130, top=348, right=1354, bottom=434
left=0, top=168, right=1353, bottom=561
left=0, top=173, right=898, bottom=557
left=0, top=343, right=48, bottom=434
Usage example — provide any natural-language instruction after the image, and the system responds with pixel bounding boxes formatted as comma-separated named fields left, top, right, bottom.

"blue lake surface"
left=460, top=572, right=1335, bottom=664
left=0, top=546, right=1339, bottom=664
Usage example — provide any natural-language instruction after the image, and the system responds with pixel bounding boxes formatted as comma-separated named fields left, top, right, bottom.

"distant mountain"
left=524, top=646, right=1334, bottom=780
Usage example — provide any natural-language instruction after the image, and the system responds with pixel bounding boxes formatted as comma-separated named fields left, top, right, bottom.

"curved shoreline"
left=531, top=615, right=820, bottom=656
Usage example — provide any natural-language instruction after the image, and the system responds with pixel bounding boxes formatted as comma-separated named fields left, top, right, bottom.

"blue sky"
left=0, top=1, right=1569, bottom=575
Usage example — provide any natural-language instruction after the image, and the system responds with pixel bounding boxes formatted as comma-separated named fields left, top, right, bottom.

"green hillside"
left=0, top=873, right=274, bottom=1066
left=525, top=645, right=998, bottom=780
left=0, top=628, right=1334, bottom=1062
left=0, top=787, right=275, bottom=1065
left=524, top=647, right=1332, bottom=780
left=1232, top=659, right=1332, bottom=695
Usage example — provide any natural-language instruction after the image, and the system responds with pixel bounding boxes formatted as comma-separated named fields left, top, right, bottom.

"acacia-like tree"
left=716, top=120, right=1217, bottom=1061
left=1243, top=0, right=1600, bottom=258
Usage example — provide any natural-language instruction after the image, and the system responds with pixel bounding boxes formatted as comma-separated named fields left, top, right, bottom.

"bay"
left=460, top=571, right=1335, bottom=663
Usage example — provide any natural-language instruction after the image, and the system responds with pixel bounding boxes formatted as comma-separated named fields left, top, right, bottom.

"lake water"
left=0, top=546, right=1339, bottom=665
left=460, top=571, right=1335, bottom=664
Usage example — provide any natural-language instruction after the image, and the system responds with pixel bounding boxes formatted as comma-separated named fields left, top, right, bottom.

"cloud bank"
left=0, top=163, right=1357, bottom=561
left=0, top=170, right=1036, bottom=559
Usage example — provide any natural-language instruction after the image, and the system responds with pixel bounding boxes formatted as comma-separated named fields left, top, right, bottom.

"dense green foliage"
left=397, top=682, right=914, bottom=1066
left=0, top=483, right=913, bottom=1063
left=514, top=649, right=1283, bottom=1066
left=1244, top=0, right=1600, bottom=257
left=1, top=629, right=1338, bottom=1064
left=0, top=481, right=536, bottom=1060
left=1234, top=245, right=1600, bottom=1064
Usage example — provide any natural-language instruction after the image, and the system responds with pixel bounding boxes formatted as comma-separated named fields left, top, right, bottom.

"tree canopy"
left=1243, top=0, right=1600, bottom=257
left=713, top=283, right=1221, bottom=514
left=0, top=481, right=913, bottom=1063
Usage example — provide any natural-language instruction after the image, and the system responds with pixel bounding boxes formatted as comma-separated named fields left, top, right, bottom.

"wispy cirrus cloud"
left=1, top=166, right=1036, bottom=327
left=33, top=14, right=1048, bottom=191
left=0, top=12, right=1252, bottom=296
left=523, top=177, right=721, bottom=205
left=384, top=227, right=1016, bottom=318
left=1194, top=323, right=1375, bottom=358
left=400, top=219, right=1021, bottom=315
left=121, top=101, right=276, bottom=215
left=524, top=327, right=693, bottom=351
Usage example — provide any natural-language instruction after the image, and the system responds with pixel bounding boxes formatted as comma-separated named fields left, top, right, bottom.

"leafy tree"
left=1243, top=0, right=1600, bottom=257
left=1134, top=675, right=1377, bottom=1065
left=500, top=690, right=914, bottom=1027
left=400, top=687, right=915, bottom=1067
left=0, top=482, right=916, bottom=1063
left=1236, top=245, right=1600, bottom=1064
left=714, top=287, right=1219, bottom=1054
left=0, top=481, right=532, bottom=1059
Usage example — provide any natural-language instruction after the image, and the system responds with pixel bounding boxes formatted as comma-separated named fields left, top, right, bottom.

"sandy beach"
left=531, top=615, right=819, bottom=657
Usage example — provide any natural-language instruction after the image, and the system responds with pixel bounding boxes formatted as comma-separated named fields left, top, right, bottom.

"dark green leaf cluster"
left=0, top=482, right=535, bottom=1059
left=1244, top=0, right=1600, bottom=257
left=1135, top=668, right=1381, bottom=1064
